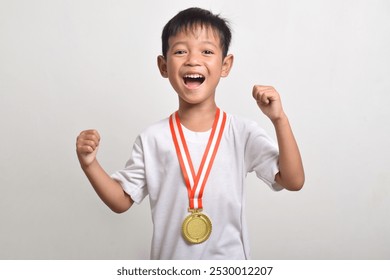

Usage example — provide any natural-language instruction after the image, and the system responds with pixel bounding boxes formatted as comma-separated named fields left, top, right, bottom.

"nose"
left=185, top=52, right=201, bottom=66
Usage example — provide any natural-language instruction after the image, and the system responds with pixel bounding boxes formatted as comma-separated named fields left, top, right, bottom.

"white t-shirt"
left=111, top=113, right=282, bottom=259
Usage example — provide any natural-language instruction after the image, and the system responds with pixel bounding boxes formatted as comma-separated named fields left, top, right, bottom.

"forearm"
left=273, top=113, right=305, bottom=191
left=82, top=160, right=133, bottom=213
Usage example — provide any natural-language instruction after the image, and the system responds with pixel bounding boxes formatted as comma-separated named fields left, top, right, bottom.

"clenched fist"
left=76, top=130, right=100, bottom=168
left=252, top=85, right=285, bottom=122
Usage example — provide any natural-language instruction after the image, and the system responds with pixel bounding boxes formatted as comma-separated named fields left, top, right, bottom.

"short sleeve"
left=111, top=136, right=148, bottom=203
left=244, top=121, right=283, bottom=191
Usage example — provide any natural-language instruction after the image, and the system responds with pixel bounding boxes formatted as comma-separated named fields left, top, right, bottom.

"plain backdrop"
left=1, top=0, right=389, bottom=259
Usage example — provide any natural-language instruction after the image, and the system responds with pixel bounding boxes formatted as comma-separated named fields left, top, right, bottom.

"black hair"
left=161, top=7, right=232, bottom=58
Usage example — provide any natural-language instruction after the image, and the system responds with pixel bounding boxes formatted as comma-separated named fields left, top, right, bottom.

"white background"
left=0, top=0, right=389, bottom=259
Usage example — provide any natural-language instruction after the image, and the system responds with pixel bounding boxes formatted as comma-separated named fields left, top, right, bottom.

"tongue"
left=187, top=81, right=201, bottom=89
left=185, top=79, right=202, bottom=89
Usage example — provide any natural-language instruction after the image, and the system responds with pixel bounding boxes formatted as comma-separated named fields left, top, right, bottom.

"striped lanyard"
left=169, top=108, right=227, bottom=210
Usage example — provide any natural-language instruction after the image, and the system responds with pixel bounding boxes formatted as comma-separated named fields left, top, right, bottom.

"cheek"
left=166, top=62, right=181, bottom=76
left=207, top=63, right=224, bottom=79
left=208, top=59, right=223, bottom=70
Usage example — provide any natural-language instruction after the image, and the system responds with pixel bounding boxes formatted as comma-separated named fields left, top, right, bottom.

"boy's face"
left=158, top=26, right=233, bottom=107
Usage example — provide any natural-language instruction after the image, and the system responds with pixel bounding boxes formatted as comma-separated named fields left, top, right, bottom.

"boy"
left=76, top=7, right=304, bottom=259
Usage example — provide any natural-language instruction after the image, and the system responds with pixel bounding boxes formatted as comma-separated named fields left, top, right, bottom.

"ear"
left=157, top=55, right=168, bottom=78
left=221, top=54, right=234, bottom=78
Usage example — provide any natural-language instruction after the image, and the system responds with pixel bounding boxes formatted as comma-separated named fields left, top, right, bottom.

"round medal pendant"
left=182, top=209, right=212, bottom=244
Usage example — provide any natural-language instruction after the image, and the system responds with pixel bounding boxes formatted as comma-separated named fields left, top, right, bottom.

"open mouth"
left=183, top=74, right=205, bottom=89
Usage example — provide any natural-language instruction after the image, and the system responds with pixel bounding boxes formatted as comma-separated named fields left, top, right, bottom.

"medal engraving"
left=182, top=209, right=212, bottom=244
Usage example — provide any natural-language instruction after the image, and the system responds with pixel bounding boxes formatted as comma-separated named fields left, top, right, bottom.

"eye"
left=203, top=50, right=214, bottom=55
left=173, top=50, right=187, bottom=55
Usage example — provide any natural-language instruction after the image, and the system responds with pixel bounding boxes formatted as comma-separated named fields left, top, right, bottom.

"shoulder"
left=140, top=117, right=170, bottom=136
left=227, top=113, right=257, bottom=127
left=224, top=112, right=277, bottom=150
left=225, top=112, right=267, bottom=135
left=135, top=116, right=171, bottom=147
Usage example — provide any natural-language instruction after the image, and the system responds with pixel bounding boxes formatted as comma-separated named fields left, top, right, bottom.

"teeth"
left=184, top=74, right=204, bottom=79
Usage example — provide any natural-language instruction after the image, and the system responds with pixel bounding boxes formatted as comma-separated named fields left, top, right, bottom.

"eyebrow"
left=170, top=40, right=219, bottom=49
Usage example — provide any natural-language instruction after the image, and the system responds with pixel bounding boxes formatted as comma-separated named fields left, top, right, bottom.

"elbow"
left=108, top=200, right=133, bottom=214
left=284, top=176, right=305, bottom=191
left=277, top=172, right=305, bottom=191
left=285, top=181, right=304, bottom=191
left=108, top=192, right=134, bottom=213
left=111, top=207, right=127, bottom=214
left=110, top=204, right=131, bottom=214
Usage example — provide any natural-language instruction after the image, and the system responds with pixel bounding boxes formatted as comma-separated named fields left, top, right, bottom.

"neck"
left=178, top=102, right=217, bottom=132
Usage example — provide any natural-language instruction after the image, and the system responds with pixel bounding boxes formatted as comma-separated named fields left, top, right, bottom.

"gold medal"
left=182, top=209, right=212, bottom=244
left=170, top=109, right=227, bottom=245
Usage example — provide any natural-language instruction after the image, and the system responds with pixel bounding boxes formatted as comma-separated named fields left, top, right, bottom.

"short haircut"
left=161, top=7, right=232, bottom=58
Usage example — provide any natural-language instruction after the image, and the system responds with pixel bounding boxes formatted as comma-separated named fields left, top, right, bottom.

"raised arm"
left=76, top=130, right=134, bottom=212
left=252, top=85, right=305, bottom=191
